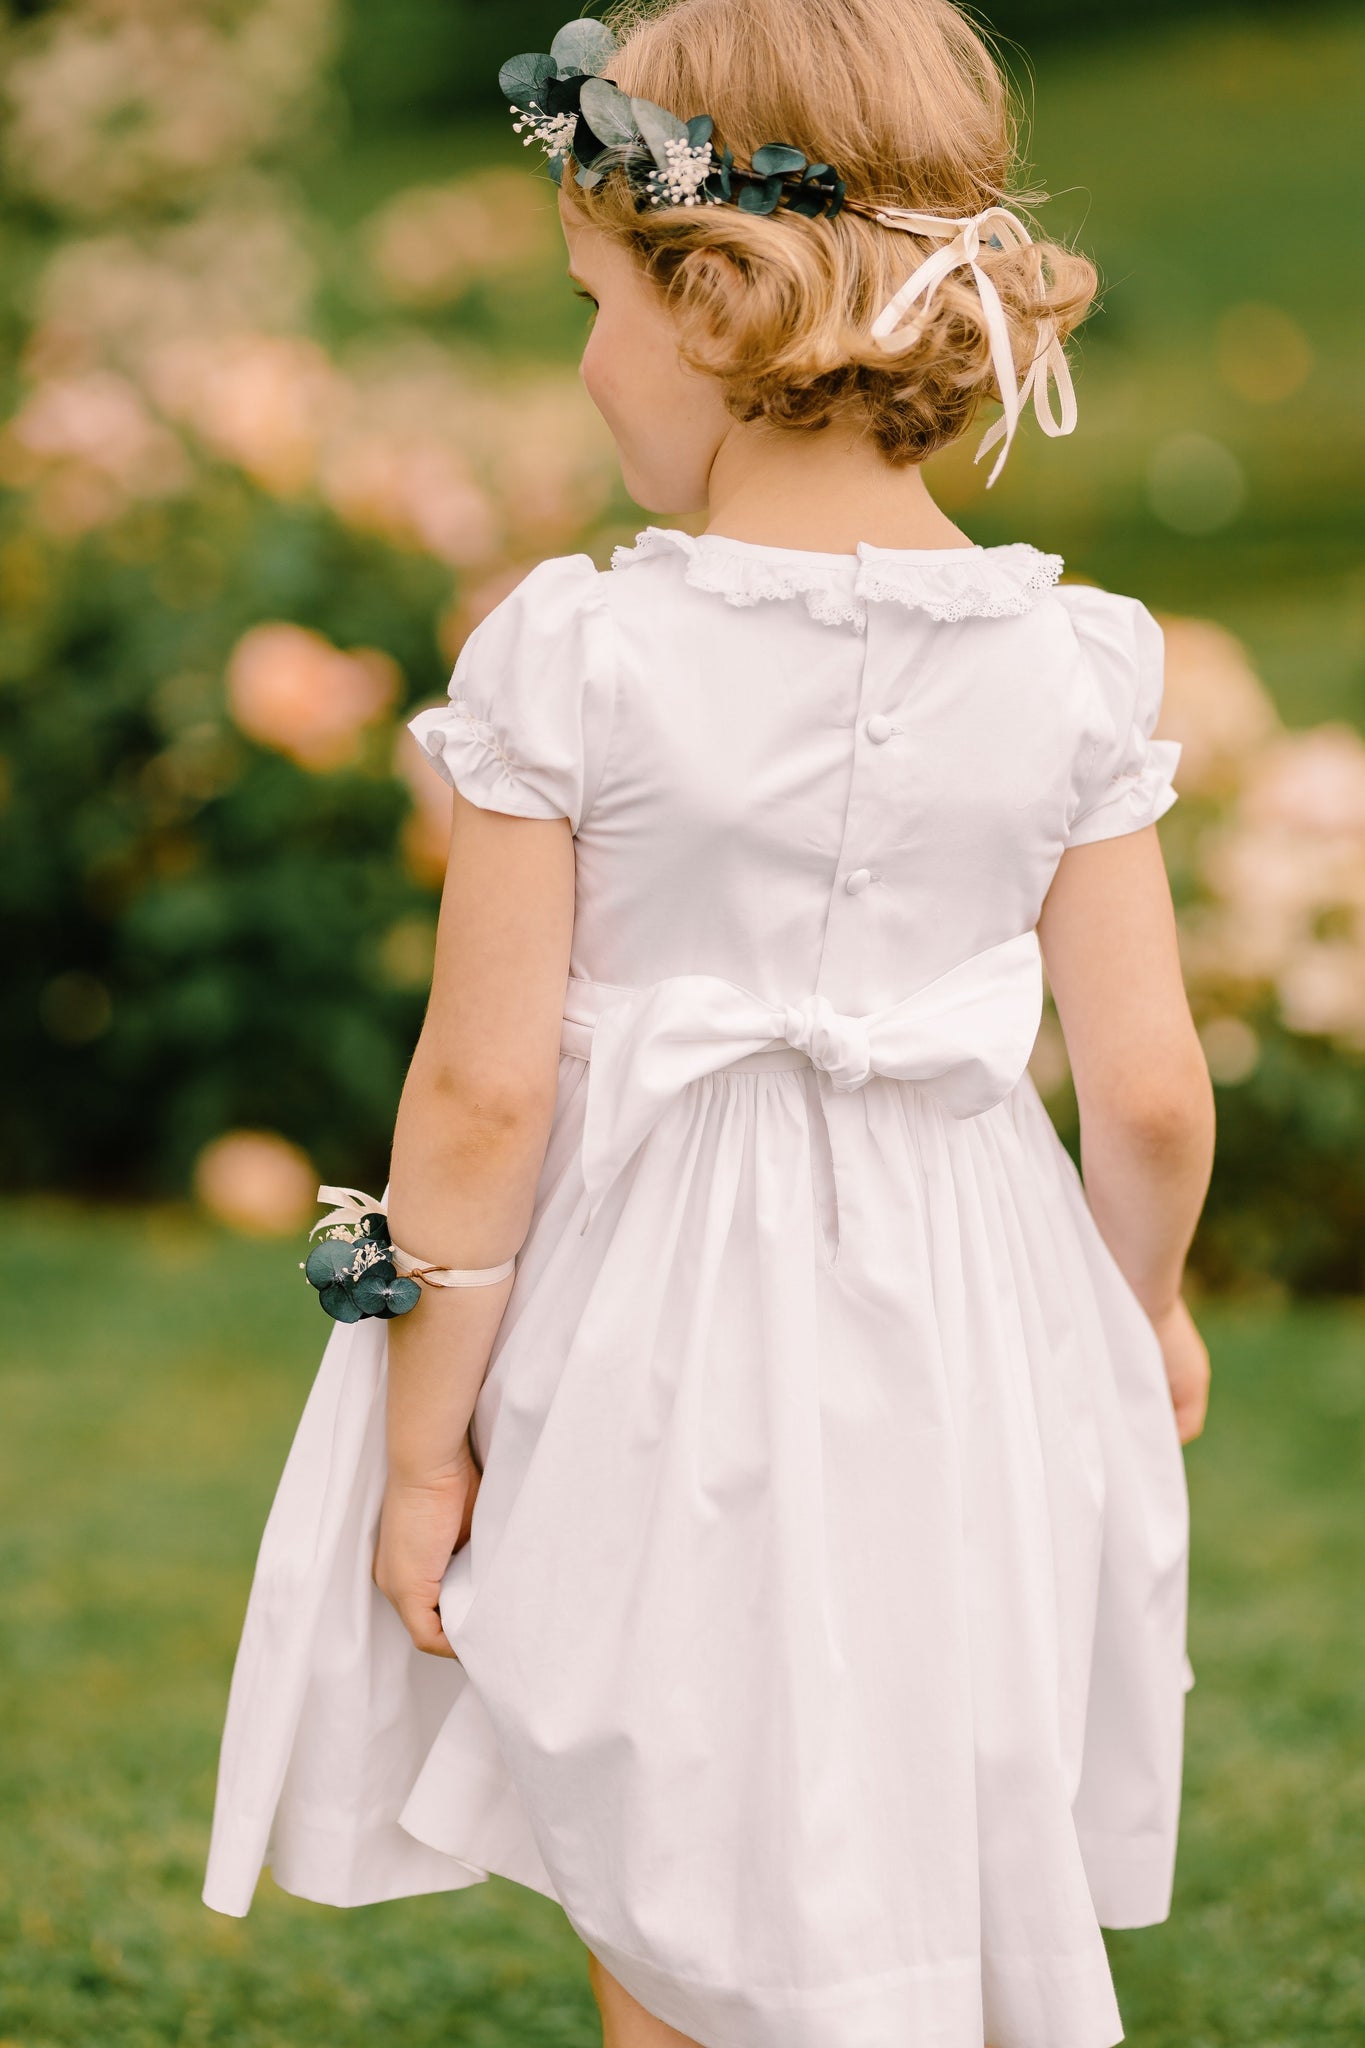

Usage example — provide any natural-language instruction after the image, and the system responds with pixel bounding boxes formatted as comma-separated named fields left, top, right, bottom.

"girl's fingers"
left=397, top=1595, right=458, bottom=1659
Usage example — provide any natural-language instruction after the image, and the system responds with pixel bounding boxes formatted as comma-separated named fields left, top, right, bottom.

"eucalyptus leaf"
left=551, top=19, right=617, bottom=77
left=319, top=1280, right=363, bottom=1323
left=499, top=51, right=556, bottom=103
left=359, top=1211, right=389, bottom=1241
left=803, top=163, right=832, bottom=182
left=751, top=143, right=806, bottom=176
left=580, top=76, right=637, bottom=146
left=736, top=174, right=784, bottom=213
left=351, top=1264, right=398, bottom=1314
left=576, top=162, right=606, bottom=187
left=632, top=95, right=689, bottom=165
left=388, top=1276, right=422, bottom=1315
left=546, top=154, right=565, bottom=185
left=305, top=1239, right=354, bottom=1287
left=686, top=114, right=714, bottom=149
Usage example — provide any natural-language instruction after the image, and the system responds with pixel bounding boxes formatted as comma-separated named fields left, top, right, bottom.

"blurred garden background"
left=1, top=1, right=1363, bottom=2043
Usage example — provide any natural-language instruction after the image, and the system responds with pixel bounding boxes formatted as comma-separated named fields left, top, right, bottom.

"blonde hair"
left=559, top=0, right=1097, bottom=465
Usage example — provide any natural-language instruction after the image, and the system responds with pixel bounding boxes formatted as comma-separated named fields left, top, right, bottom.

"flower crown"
left=499, top=17, right=847, bottom=219
left=501, top=17, right=1082, bottom=487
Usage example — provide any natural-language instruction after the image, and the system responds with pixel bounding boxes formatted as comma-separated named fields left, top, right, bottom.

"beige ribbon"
left=310, top=1184, right=517, bottom=1286
left=868, top=203, right=1078, bottom=488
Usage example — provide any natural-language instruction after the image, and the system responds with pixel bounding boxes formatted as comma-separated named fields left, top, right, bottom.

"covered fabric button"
left=866, top=714, right=893, bottom=743
left=845, top=867, right=872, bottom=894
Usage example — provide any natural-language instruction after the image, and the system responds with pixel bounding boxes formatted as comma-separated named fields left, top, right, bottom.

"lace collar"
left=610, top=525, right=1064, bottom=631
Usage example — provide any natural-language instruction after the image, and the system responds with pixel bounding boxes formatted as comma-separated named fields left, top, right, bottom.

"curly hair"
left=557, top=0, right=1097, bottom=466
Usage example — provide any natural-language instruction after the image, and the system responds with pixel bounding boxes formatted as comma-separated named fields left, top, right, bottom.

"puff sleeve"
left=1056, top=585, right=1183, bottom=848
left=406, top=553, right=616, bottom=833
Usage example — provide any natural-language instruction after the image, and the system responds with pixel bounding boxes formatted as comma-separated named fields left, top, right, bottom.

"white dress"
left=203, top=526, right=1194, bottom=2048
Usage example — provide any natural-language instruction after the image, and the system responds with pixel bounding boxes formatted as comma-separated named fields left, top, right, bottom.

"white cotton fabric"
left=203, top=526, right=1192, bottom=2048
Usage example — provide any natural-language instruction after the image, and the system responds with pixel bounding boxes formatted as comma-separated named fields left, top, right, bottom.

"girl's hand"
left=373, top=1441, right=482, bottom=1659
left=1149, top=1295, right=1211, bottom=1445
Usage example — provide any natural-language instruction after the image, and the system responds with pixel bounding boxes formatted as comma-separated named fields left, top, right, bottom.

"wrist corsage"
left=301, top=1185, right=517, bottom=1323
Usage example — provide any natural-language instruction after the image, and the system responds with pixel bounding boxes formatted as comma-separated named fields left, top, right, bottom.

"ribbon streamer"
left=867, top=203, right=1078, bottom=488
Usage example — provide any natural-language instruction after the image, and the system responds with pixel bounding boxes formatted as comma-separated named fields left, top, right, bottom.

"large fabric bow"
left=868, top=204, right=1078, bottom=488
left=577, top=927, right=1044, bottom=1235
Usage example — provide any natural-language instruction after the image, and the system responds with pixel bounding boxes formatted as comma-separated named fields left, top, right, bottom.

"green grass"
left=1, top=1200, right=1363, bottom=2044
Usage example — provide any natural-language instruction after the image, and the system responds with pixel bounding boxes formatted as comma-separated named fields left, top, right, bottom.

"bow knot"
left=867, top=202, right=1078, bottom=488
left=780, top=994, right=872, bottom=1090
left=571, top=929, right=1044, bottom=1242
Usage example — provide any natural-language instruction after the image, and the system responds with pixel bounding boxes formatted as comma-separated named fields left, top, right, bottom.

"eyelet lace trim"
left=611, top=527, right=1064, bottom=630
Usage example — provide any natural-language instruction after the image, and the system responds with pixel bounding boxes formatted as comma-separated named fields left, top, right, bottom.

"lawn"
left=1, top=1200, right=1362, bottom=2045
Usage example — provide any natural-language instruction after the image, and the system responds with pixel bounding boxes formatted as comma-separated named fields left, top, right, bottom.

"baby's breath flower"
left=644, top=137, right=718, bottom=208
left=510, top=104, right=578, bottom=158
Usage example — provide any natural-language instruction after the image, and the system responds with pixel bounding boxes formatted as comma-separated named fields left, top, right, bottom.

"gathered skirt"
left=203, top=1037, right=1192, bottom=2048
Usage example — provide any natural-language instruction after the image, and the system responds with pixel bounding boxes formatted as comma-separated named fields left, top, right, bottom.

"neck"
left=700, top=420, right=974, bottom=554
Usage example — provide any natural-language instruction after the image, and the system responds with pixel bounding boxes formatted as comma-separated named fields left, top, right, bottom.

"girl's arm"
left=1037, top=824, right=1216, bottom=1444
left=376, top=787, right=576, bottom=1656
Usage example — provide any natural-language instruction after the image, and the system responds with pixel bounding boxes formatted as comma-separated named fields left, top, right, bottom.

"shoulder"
left=1044, top=583, right=1180, bottom=845
left=1046, top=581, right=1163, bottom=680
left=467, top=551, right=613, bottom=653
left=406, top=553, right=618, bottom=833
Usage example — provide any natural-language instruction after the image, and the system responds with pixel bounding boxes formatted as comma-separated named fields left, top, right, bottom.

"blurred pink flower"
left=2, top=0, right=337, bottom=218
left=154, top=332, right=346, bottom=495
left=32, top=207, right=318, bottom=385
left=321, top=432, right=498, bottom=567
left=226, top=624, right=401, bottom=771
left=1240, top=724, right=1365, bottom=838
left=1276, top=945, right=1365, bottom=1047
left=0, top=369, right=191, bottom=532
left=194, top=1128, right=319, bottom=1237
left=1155, top=615, right=1281, bottom=797
left=1189, top=719, right=1365, bottom=1046
left=363, top=170, right=555, bottom=307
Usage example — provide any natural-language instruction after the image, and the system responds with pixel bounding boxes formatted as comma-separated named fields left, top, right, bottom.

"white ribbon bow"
left=868, top=204, right=1078, bottom=488
left=576, top=928, right=1044, bottom=1239
left=310, top=1184, right=388, bottom=1240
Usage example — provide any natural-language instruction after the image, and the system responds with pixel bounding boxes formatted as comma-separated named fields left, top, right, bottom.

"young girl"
left=203, top=2, right=1215, bottom=2044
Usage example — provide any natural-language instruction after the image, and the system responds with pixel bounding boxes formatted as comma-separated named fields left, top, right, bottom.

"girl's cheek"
left=580, top=327, right=634, bottom=444
left=579, top=327, right=612, bottom=418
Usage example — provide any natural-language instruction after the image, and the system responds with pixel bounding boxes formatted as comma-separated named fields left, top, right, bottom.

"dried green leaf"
left=580, top=76, right=637, bottom=146
left=499, top=52, right=555, bottom=103
left=550, top=19, right=617, bottom=77
left=751, top=144, right=806, bottom=176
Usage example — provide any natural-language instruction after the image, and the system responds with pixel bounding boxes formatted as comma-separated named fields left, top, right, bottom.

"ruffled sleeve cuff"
left=1065, top=733, right=1183, bottom=846
left=406, top=694, right=571, bottom=822
left=406, top=554, right=615, bottom=833
left=1056, top=586, right=1183, bottom=849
